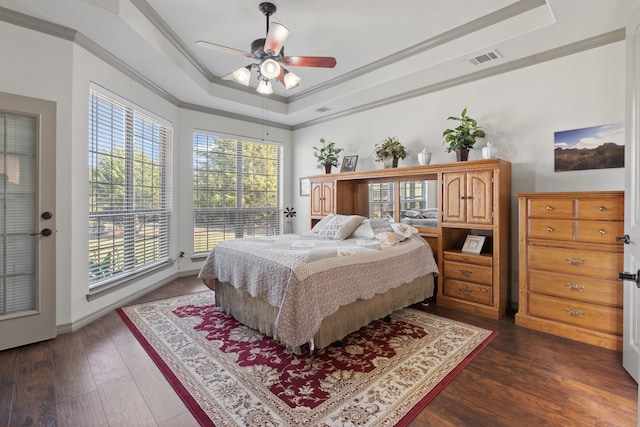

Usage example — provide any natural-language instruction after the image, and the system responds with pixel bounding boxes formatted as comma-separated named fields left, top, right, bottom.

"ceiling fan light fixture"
left=284, top=70, right=301, bottom=89
left=232, top=66, right=252, bottom=86
left=259, top=58, right=281, bottom=80
left=256, top=78, right=273, bottom=94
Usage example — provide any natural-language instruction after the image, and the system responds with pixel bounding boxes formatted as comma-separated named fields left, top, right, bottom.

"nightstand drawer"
left=529, top=199, right=574, bottom=218
left=443, top=250, right=492, bottom=266
left=528, top=246, right=621, bottom=279
left=443, top=279, right=492, bottom=305
left=443, top=261, right=492, bottom=285
left=528, top=219, right=574, bottom=240
left=528, top=270, right=622, bottom=307
left=575, top=220, right=624, bottom=244
left=577, top=198, right=624, bottom=220
left=528, top=293, right=622, bottom=335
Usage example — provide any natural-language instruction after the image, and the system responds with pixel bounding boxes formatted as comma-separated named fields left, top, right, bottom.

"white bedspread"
left=198, top=233, right=438, bottom=348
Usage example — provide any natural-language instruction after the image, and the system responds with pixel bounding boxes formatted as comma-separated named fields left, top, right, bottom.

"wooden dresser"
left=515, top=191, right=624, bottom=351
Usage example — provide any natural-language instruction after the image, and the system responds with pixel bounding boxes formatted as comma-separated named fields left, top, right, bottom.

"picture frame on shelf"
left=299, top=177, right=310, bottom=197
left=461, top=235, right=486, bottom=254
left=340, top=155, right=358, bottom=173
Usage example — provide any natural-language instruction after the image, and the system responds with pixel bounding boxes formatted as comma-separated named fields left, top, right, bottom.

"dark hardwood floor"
left=0, top=275, right=636, bottom=426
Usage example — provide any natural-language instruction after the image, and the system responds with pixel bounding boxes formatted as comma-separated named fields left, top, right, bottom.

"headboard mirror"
left=366, top=179, right=438, bottom=227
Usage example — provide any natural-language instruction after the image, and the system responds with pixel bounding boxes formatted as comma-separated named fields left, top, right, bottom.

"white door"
left=0, top=92, right=56, bottom=351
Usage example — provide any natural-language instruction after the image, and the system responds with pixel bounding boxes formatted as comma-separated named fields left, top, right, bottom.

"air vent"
left=315, top=106, right=332, bottom=113
left=469, top=50, right=502, bottom=65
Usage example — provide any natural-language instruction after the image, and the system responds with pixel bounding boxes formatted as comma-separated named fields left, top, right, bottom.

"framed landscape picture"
left=554, top=123, right=624, bottom=172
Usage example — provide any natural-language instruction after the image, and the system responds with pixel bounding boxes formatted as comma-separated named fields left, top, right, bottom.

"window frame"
left=192, top=131, right=283, bottom=256
left=88, top=84, right=173, bottom=292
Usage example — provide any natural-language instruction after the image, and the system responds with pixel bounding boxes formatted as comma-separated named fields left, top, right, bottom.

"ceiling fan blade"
left=195, top=40, right=251, bottom=57
left=282, top=56, right=337, bottom=68
left=264, top=22, right=289, bottom=55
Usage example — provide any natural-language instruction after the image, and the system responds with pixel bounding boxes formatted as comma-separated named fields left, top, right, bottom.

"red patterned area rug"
left=118, top=292, right=496, bottom=426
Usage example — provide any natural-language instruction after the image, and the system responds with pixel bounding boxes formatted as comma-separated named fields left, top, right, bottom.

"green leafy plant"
left=374, top=136, right=408, bottom=162
left=442, top=107, right=486, bottom=152
left=313, top=138, right=343, bottom=169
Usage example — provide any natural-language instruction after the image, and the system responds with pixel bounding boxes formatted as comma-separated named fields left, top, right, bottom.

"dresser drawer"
left=528, top=270, right=623, bottom=307
left=529, top=199, right=574, bottom=218
left=528, top=293, right=622, bottom=335
left=443, top=250, right=492, bottom=266
left=444, top=261, right=492, bottom=285
left=443, top=279, right=492, bottom=305
left=575, top=220, right=624, bottom=244
left=528, top=219, right=574, bottom=240
left=528, top=246, right=622, bottom=279
left=577, top=198, right=624, bottom=220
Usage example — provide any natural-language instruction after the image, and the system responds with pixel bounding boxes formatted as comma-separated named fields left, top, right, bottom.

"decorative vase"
left=456, top=149, right=469, bottom=162
left=417, top=151, right=431, bottom=166
left=324, top=164, right=332, bottom=174
left=482, top=142, right=497, bottom=159
left=383, top=157, right=399, bottom=168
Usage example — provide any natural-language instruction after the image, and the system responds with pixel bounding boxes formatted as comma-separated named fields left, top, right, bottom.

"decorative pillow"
left=401, top=209, right=422, bottom=218
left=418, top=208, right=439, bottom=219
left=310, top=214, right=335, bottom=233
left=316, top=214, right=366, bottom=240
left=391, top=222, right=419, bottom=241
left=351, top=220, right=375, bottom=239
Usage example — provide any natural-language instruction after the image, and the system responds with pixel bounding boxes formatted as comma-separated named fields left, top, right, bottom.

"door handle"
left=30, top=228, right=52, bottom=237
left=619, top=270, right=640, bottom=287
left=616, top=235, right=630, bottom=244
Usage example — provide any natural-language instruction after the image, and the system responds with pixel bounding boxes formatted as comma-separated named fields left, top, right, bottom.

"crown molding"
left=292, top=28, right=625, bottom=130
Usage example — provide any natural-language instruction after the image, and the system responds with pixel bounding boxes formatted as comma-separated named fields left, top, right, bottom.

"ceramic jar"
left=482, top=142, right=497, bottom=159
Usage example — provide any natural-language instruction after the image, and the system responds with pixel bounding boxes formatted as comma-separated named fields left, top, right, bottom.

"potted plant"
left=374, top=136, right=408, bottom=168
left=313, top=138, right=343, bottom=173
left=442, top=107, right=486, bottom=161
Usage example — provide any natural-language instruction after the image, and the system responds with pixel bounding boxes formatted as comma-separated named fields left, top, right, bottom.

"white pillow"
left=316, top=215, right=366, bottom=240
left=310, top=214, right=335, bottom=233
left=351, top=220, right=375, bottom=239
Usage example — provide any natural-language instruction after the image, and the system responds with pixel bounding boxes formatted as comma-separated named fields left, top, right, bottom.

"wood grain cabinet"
left=442, top=170, right=493, bottom=225
left=310, top=180, right=333, bottom=217
left=515, top=191, right=624, bottom=351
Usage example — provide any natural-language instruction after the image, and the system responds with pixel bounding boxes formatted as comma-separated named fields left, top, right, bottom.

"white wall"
left=292, top=41, right=625, bottom=305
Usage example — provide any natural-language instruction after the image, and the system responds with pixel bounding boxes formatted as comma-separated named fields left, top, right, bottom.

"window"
left=88, top=86, right=172, bottom=289
left=368, top=182, right=394, bottom=219
left=193, top=132, right=282, bottom=255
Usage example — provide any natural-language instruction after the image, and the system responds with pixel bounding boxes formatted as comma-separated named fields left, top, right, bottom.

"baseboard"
left=56, top=270, right=200, bottom=335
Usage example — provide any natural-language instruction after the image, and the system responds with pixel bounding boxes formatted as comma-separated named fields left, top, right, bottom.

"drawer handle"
left=565, top=257, right=585, bottom=266
left=458, top=269, right=473, bottom=276
left=565, top=308, right=586, bottom=318
left=546, top=206, right=553, bottom=211
left=599, top=229, right=606, bottom=235
left=459, top=196, right=473, bottom=199
left=600, top=206, right=607, bottom=212
left=459, top=288, right=472, bottom=294
left=564, top=283, right=585, bottom=292
left=546, top=227, right=553, bottom=232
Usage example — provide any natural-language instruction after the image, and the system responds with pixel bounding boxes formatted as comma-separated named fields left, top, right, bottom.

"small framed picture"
left=299, top=177, right=310, bottom=197
left=461, top=235, right=486, bottom=254
left=341, top=155, right=358, bottom=173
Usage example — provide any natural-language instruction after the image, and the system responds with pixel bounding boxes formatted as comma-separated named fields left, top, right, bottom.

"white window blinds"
left=193, top=132, right=282, bottom=256
left=88, top=87, right=172, bottom=289
left=0, top=112, right=36, bottom=315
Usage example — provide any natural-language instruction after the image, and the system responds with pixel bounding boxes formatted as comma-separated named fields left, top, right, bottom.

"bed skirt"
left=208, top=274, right=435, bottom=350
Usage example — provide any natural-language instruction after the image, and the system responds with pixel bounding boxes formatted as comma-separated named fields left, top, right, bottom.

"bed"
left=400, top=207, right=439, bottom=228
left=198, top=215, right=439, bottom=351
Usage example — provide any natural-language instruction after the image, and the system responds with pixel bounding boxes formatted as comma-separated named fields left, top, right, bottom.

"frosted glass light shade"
left=256, top=79, right=273, bottom=94
left=232, top=67, right=251, bottom=86
left=259, top=59, right=281, bottom=80
left=284, top=71, right=301, bottom=89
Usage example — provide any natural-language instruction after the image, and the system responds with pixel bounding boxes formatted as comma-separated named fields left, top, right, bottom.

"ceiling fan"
left=196, top=2, right=337, bottom=94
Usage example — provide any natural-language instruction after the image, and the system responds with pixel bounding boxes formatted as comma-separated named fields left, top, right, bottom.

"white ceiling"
left=0, top=0, right=636, bottom=128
